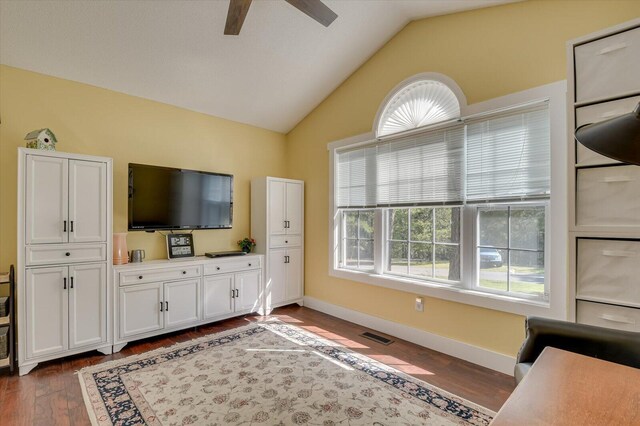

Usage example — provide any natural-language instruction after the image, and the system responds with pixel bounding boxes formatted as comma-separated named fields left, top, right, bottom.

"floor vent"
left=360, top=331, right=394, bottom=345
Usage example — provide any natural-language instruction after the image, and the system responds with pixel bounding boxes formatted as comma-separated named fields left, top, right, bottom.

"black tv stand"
left=205, top=251, right=247, bottom=258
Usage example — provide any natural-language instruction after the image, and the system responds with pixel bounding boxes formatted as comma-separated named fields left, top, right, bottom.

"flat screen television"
left=128, top=163, right=233, bottom=231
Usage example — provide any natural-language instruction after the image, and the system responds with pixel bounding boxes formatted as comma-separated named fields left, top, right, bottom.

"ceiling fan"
left=224, top=0, right=338, bottom=35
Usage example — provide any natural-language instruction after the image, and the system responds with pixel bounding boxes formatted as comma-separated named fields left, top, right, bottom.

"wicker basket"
left=0, top=326, right=8, bottom=359
left=0, top=297, right=8, bottom=317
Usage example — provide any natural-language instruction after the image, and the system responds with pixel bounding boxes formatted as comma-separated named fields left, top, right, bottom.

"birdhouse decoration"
left=24, top=128, right=58, bottom=151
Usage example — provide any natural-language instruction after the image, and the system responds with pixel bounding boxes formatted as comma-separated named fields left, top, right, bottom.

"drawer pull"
left=216, top=267, right=221, bottom=271
left=600, top=313, right=635, bottom=325
left=597, top=42, right=627, bottom=55
left=182, top=271, right=187, bottom=275
left=601, top=176, right=633, bottom=183
left=248, top=263, right=252, bottom=267
left=139, top=275, right=143, bottom=280
left=65, top=252, right=71, bottom=257
left=285, top=240, right=288, bottom=244
left=602, top=250, right=637, bottom=257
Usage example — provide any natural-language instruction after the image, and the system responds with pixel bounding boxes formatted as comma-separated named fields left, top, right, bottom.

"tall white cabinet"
left=567, top=19, right=640, bottom=331
left=252, top=177, right=304, bottom=312
left=18, top=148, right=112, bottom=375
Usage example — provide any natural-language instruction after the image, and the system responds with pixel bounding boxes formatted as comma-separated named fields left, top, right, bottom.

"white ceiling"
left=0, top=0, right=516, bottom=133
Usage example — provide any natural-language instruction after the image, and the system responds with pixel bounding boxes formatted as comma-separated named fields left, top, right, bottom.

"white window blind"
left=377, top=80, right=461, bottom=137
left=466, top=102, right=550, bottom=202
left=377, top=125, right=465, bottom=206
left=336, top=125, right=465, bottom=208
left=336, top=145, right=377, bottom=208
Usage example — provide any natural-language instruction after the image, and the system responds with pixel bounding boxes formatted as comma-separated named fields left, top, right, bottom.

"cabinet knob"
left=65, top=252, right=71, bottom=256
left=248, top=263, right=252, bottom=267
left=285, top=240, right=288, bottom=244
left=182, top=271, right=187, bottom=275
left=138, top=275, right=143, bottom=280
left=216, top=267, right=220, bottom=271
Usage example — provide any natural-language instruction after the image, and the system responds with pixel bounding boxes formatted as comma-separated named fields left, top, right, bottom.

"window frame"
left=328, top=81, right=567, bottom=319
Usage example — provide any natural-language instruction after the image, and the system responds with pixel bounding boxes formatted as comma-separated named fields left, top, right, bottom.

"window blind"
left=377, top=125, right=465, bottom=206
left=336, top=145, right=377, bottom=208
left=466, top=102, right=550, bottom=202
left=335, top=125, right=464, bottom=208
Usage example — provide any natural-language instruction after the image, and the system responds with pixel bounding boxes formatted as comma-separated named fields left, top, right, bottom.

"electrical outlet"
left=415, top=297, right=424, bottom=312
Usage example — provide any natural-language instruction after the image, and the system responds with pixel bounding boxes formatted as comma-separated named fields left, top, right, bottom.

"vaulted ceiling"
left=0, top=0, right=516, bottom=132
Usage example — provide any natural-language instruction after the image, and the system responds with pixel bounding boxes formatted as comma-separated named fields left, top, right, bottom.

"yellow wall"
left=0, top=65, right=287, bottom=276
left=286, top=0, right=640, bottom=356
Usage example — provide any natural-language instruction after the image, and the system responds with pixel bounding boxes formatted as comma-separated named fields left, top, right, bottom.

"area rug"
left=78, top=321, right=494, bottom=425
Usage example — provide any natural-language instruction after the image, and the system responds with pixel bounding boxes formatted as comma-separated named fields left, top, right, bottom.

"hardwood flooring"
left=0, top=305, right=515, bottom=425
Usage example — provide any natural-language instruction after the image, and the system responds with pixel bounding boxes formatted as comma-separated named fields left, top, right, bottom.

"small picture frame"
left=166, top=233, right=195, bottom=259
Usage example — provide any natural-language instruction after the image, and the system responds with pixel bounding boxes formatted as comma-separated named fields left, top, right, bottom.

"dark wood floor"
left=0, top=305, right=515, bottom=425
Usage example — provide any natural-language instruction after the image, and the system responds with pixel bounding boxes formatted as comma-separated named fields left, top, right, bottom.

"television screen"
left=128, top=163, right=233, bottom=231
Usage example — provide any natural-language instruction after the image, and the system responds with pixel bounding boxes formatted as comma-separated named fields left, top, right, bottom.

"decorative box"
left=0, top=296, right=8, bottom=317
left=0, top=326, right=8, bottom=359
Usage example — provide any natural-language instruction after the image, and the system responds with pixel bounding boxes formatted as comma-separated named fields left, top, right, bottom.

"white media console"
left=112, top=254, right=263, bottom=352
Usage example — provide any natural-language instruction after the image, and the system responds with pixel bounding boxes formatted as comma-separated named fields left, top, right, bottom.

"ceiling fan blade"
left=224, top=0, right=253, bottom=35
left=284, top=0, right=338, bottom=27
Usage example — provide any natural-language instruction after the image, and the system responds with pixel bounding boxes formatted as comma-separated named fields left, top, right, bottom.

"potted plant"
left=238, top=237, right=256, bottom=253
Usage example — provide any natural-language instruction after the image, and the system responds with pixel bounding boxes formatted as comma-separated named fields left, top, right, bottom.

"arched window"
left=375, top=73, right=466, bottom=137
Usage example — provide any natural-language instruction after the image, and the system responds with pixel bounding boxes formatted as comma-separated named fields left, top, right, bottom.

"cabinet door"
left=203, top=274, right=234, bottom=320
left=119, top=282, right=163, bottom=338
left=286, top=247, right=303, bottom=301
left=164, top=279, right=200, bottom=329
left=69, top=160, right=107, bottom=243
left=69, top=263, right=106, bottom=349
left=285, top=182, right=303, bottom=235
left=235, top=270, right=261, bottom=312
left=25, top=267, right=68, bottom=359
left=268, top=180, right=286, bottom=235
left=25, top=155, right=68, bottom=244
left=267, top=248, right=287, bottom=308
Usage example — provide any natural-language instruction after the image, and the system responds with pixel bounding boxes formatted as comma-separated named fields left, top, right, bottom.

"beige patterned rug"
left=79, top=320, right=494, bottom=425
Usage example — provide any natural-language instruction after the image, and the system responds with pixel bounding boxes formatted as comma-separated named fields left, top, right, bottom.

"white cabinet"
left=203, top=274, right=234, bottom=319
left=25, top=267, right=68, bottom=359
left=267, top=247, right=302, bottom=307
left=568, top=19, right=640, bottom=330
left=18, top=149, right=113, bottom=375
left=119, top=278, right=200, bottom=338
left=202, top=267, right=262, bottom=320
left=235, top=270, right=262, bottom=312
left=25, top=155, right=68, bottom=244
left=267, top=180, right=303, bottom=235
left=114, top=255, right=263, bottom=350
left=252, top=177, right=304, bottom=313
left=69, top=263, right=107, bottom=349
left=68, top=160, right=107, bottom=243
left=25, top=263, right=107, bottom=359
left=25, top=155, right=107, bottom=245
left=165, top=279, right=199, bottom=329
left=120, top=283, right=164, bottom=338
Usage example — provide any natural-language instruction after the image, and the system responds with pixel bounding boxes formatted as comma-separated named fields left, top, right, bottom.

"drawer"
left=575, top=95, right=640, bottom=166
left=270, top=235, right=302, bottom=248
left=577, top=239, right=640, bottom=306
left=26, top=244, right=106, bottom=266
left=120, top=265, right=201, bottom=286
left=576, top=166, right=640, bottom=227
left=577, top=300, right=640, bottom=332
left=204, top=257, right=261, bottom=276
left=575, top=26, right=640, bottom=103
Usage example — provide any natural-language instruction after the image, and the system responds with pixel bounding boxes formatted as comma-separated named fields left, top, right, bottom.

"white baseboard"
left=303, top=296, right=515, bottom=376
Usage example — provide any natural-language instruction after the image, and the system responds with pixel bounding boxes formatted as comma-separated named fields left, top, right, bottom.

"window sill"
left=330, top=267, right=556, bottom=317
